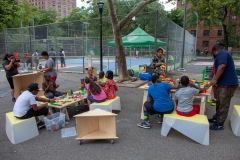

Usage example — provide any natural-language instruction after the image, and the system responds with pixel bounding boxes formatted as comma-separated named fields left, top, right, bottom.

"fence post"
left=82, top=21, right=85, bottom=74
left=154, top=10, right=159, bottom=52
left=4, top=28, right=8, bottom=54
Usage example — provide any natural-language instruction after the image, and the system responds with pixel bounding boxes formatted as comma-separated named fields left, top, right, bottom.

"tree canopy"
left=187, top=0, right=240, bottom=49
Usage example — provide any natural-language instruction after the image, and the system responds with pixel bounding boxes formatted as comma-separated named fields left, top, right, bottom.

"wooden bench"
left=230, top=105, right=240, bottom=136
left=161, top=111, right=209, bottom=145
left=6, top=112, right=39, bottom=144
left=90, top=96, right=121, bottom=112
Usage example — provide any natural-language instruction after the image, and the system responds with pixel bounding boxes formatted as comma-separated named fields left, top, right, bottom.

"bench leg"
left=161, top=118, right=172, bottom=136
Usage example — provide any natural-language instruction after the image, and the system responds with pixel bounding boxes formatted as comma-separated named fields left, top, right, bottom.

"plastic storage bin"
left=43, top=112, right=65, bottom=132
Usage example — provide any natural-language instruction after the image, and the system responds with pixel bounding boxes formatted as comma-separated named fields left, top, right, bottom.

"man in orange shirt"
left=14, top=50, right=19, bottom=59
left=26, top=51, right=32, bottom=67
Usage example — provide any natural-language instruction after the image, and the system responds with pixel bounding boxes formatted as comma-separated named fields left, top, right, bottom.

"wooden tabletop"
left=139, top=83, right=212, bottom=96
left=39, top=91, right=87, bottom=109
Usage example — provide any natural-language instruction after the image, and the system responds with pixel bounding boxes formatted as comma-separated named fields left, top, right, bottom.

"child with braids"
left=85, top=77, right=106, bottom=107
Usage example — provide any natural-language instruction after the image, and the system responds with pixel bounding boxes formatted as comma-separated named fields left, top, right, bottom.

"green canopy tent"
left=108, top=27, right=166, bottom=47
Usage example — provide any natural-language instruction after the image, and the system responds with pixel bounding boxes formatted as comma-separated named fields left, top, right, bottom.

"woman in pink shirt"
left=85, top=77, right=106, bottom=107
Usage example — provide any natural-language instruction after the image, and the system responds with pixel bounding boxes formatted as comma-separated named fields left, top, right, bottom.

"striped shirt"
left=174, top=87, right=199, bottom=112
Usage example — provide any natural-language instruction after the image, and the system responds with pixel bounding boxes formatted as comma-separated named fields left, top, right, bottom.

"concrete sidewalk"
left=1, top=58, right=240, bottom=159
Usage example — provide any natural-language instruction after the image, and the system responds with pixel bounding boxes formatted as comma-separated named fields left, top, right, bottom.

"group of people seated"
left=13, top=67, right=118, bottom=129
left=138, top=75, right=203, bottom=129
left=84, top=67, right=118, bottom=107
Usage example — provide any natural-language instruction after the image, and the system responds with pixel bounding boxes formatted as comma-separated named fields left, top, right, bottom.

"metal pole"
left=29, top=23, right=31, bottom=52
left=82, top=22, right=85, bottom=73
left=154, top=10, right=159, bottom=52
left=193, top=11, right=198, bottom=60
left=100, top=13, right=103, bottom=71
left=178, top=0, right=187, bottom=71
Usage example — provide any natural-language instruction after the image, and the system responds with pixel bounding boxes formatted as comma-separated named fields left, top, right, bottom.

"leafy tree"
left=0, top=0, right=20, bottom=28
left=187, top=0, right=240, bottom=49
left=35, top=9, right=58, bottom=25
left=17, top=0, right=39, bottom=27
left=59, top=7, right=89, bottom=22
left=166, top=8, right=183, bottom=27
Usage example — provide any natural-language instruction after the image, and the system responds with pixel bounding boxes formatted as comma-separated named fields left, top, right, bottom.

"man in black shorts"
left=13, top=82, right=55, bottom=129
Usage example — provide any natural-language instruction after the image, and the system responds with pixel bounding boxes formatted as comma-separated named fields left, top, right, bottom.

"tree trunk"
left=113, top=27, right=130, bottom=81
left=223, top=24, right=228, bottom=50
left=107, top=0, right=157, bottom=82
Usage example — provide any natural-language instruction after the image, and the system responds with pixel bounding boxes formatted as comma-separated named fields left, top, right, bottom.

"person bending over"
left=137, top=75, right=179, bottom=129
left=13, top=82, right=55, bottom=129
left=175, top=76, right=203, bottom=117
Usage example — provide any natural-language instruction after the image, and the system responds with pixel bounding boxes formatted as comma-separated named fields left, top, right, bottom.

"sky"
left=76, top=0, right=176, bottom=11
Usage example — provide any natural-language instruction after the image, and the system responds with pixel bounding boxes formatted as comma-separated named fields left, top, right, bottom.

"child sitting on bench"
left=42, top=74, right=65, bottom=99
left=85, top=77, right=106, bottom=107
left=98, top=71, right=107, bottom=86
left=174, top=76, right=203, bottom=117
left=101, top=70, right=118, bottom=99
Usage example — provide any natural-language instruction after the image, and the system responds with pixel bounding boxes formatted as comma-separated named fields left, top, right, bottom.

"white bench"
left=6, top=112, right=39, bottom=144
left=161, top=111, right=209, bottom=145
left=230, top=105, right=240, bottom=136
left=90, top=96, right=121, bottom=112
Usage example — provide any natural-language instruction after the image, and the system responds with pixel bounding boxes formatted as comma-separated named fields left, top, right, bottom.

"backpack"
left=127, top=69, right=134, bottom=77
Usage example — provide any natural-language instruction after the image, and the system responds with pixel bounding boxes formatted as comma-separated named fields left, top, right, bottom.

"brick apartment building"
left=19, top=0, right=76, bottom=19
left=177, top=1, right=240, bottom=53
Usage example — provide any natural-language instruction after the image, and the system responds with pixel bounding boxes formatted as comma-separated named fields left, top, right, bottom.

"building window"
left=232, top=16, right=237, bottom=20
left=202, top=41, right=209, bottom=47
left=217, top=30, right=222, bottom=36
left=203, top=30, right=209, bottom=36
left=218, top=21, right=222, bottom=26
left=191, top=30, right=196, bottom=36
left=204, top=19, right=209, bottom=25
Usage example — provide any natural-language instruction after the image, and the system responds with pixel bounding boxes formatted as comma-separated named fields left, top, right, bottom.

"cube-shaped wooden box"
left=74, top=109, right=118, bottom=144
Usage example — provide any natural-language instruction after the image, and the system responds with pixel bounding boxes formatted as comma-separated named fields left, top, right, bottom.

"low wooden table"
left=39, top=91, right=87, bottom=121
left=139, top=84, right=212, bottom=119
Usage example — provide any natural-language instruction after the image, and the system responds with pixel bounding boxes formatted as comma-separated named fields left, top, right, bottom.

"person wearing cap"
left=149, top=47, right=166, bottom=76
left=2, top=53, right=20, bottom=102
left=137, top=75, right=179, bottom=129
left=208, top=44, right=238, bottom=130
left=40, top=51, right=58, bottom=82
left=13, top=82, right=54, bottom=129
left=217, top=42, right=225, bottom=50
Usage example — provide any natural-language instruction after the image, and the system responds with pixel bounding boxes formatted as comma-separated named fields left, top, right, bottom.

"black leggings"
left=7, top=77, right=14, bottom=89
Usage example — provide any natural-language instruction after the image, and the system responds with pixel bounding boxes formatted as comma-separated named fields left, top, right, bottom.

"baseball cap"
left=217, top=42, right=225, bottom=47
left=28, top=82, right=42, bottom=91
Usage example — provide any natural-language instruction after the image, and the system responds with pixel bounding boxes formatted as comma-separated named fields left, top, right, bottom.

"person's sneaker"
left=12, top=98, right=16, bottom=102
left=37, top=120, right=45, bottom=129
left=210, top=122, right=224, bottom=130
left=207, top=99, right=216, bottom=103
left=137, top=121, right=150, bottom=129
left=208, top=117, right=217, bottom=123
left=211, top=102, right=216, bottom=106
left=157, top=115, right=163, bottom=124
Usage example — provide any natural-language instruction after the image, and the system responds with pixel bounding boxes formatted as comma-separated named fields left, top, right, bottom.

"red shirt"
left=102, top=79, right=118, bottom=99
left=26, top=53, right=32, bottom=60
left=211, top=62, right=215, bottom=74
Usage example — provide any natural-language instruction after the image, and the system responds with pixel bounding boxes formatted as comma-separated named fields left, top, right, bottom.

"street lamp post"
left=178, top=0, right=187, bottom=71
left=97, top=2, right=104, bottom=71
left=193, top=11, right=198, bottom=61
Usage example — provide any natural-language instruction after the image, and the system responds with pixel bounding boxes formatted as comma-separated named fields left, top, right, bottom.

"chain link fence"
left=0, top=11, right=196, bottom=75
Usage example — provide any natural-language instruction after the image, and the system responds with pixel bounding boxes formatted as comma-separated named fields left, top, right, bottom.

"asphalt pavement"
left=1, top=56, right=240, bottom=160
